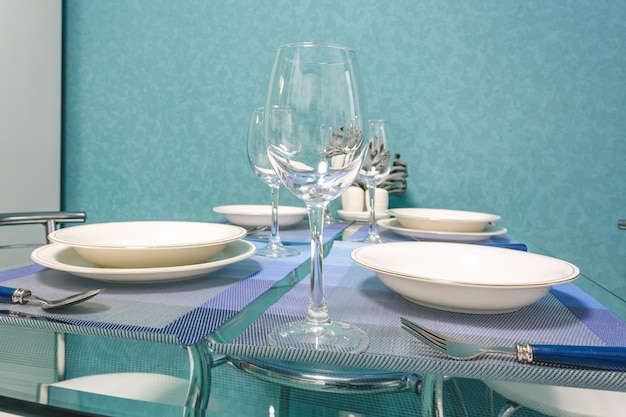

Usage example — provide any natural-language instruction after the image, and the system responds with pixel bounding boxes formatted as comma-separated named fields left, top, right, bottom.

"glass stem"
left=366, top=183, right=378, bottom=236
left=268, top=184, right=281, bottom=247
left=305, top=203, right=331, bottom=326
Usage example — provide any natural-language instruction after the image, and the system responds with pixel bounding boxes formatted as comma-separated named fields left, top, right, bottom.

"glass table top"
left=0, top=221, right=624, bottom=417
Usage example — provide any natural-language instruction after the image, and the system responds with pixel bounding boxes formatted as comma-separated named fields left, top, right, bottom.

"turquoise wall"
left=62, top=1, right=625, bottom=310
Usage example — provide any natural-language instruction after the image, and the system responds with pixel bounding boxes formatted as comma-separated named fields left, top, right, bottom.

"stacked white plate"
left=31, top=221, right=255, bottom=283
left=380, top=208, right=506, bottom=242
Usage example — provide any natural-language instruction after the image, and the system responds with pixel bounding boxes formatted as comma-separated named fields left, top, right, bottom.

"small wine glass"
left=264, top=42, right=369, bottom=352
left=355, top=120, right=391, bottom=244
left=247, top=107, right=299, bottom=258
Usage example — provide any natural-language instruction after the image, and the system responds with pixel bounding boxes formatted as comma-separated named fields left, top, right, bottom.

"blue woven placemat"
left=218, top=240, right=626, bottom=390
left=0, top=221, right=353, bottom=346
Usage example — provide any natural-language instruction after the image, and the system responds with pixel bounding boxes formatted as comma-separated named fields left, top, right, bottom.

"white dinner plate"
left=31, top=240, right=256, bottom=284
left=337, top=210, right=389, bottom=222
left=40, top=373, right=189, bottom=406
left=484, top=380, right=626, bottom=417
left=213, top=205, right=307, bottom=227
left=39, top=373, right=221, bottom=411
left=377, top=218, right=506, bottom=242
left=351, top=242, right=580, bottom=313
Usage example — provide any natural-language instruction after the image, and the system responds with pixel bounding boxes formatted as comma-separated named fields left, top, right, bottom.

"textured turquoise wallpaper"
left=62, top=1, right=625, bottom=306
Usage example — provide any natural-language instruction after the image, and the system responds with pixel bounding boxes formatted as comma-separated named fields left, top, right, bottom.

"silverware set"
left=0, top=286, right=101, bottom=309
left=400, top=317, right=626, bottom=370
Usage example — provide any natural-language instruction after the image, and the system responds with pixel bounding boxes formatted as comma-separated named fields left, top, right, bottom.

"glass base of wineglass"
left=355, top=233, right=386, bottom=244
left=323, top=207, right=341, bottom=224
left=255, top=241, right=300, bottom=258
left=267, top=320, right=370, bottom=353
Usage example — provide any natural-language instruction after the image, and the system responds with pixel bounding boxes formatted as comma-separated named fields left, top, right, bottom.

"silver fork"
left=400, top=317, right=626, bottom=370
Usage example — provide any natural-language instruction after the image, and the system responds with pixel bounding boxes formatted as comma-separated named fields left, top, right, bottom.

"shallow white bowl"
left=387, top=208, right=500, bottom=232
left=213, top=204, right=307, bottom=227
left=48, top=221, right=247, bottom=268
left=351, top=242, right=580, bottom=314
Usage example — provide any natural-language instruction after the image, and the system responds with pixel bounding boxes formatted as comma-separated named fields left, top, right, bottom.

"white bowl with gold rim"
left=48, top=221, right=246, bottom=268
left=351, top=242, right=580, bottom=314
left=387, top=208, right=500, bottom=233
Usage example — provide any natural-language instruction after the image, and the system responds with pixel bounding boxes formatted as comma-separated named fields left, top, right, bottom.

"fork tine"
left=400, top=318, right=520, bottom=361
left=401, top=318, right=447, bottom=346
left=400, top=317, right=448, bottom=351
left=401, top=324, right=446, bottom=353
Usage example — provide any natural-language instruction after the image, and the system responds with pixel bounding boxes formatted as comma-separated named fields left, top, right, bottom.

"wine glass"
left=355, top=120, right=391, bottom=244
left=264, top=42, right=370, bottom=352
left=247, top=107, right=300, bottom=258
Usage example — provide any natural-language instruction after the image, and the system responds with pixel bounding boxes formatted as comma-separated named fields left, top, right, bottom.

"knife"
left=0, top=309, right=73, bottom=324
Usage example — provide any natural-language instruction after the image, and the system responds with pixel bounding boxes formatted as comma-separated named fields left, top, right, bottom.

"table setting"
left=0, top=41, right=625, bottom=417
left=2, top=40, right=623, bottom=366
left=0, top=217, right=352, bottom=346
left=211, top=230, right=626, bottom=389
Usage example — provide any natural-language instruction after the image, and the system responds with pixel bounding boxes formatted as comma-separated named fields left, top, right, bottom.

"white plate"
left=484, top=380, right=626, bottom=417
left=377, top=218, right=506, bottom=242
left=213, top=205, right=307, bottom=227
left=31, top=240, right=256, bottom=283
left=351, top=242, right=579, bottom=313
left=48, top=221, right=247, bottom=268
left=40, top=373, right=189, bottom=406
left=387, top=208, right=500, bottom=232
left=337, top=210, right=389, bottom=222
left=39, top=372, right=222, bottom=410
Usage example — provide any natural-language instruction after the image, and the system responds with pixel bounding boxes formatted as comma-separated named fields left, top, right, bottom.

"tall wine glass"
left=264, top=42, right=369, bottom=352
left=356, top=120, right=391, bottom=244
left=247, top=107, right=299, bottom=258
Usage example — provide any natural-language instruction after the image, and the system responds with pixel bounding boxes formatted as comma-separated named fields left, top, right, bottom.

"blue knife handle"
left=530, top=344, right=626, bottom=370
left=0, top=286, right=30, bottom=304
left=0, top=286, right=17, bottom=302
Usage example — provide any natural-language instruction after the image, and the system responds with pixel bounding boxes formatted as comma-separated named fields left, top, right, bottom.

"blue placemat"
left=0, top=241, right=308, bottom=345
left=220, top=240, right=626, bottom=390
left=0, top=222, right=353, bottom=346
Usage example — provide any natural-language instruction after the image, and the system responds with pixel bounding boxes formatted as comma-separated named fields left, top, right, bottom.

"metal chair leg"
left=420, top=374, right=444, bottom=417
left=497, top=401, right=521, bottom=417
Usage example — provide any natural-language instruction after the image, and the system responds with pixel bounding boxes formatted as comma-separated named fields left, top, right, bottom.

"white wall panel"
left=0, top=0, right=62, bottom=266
